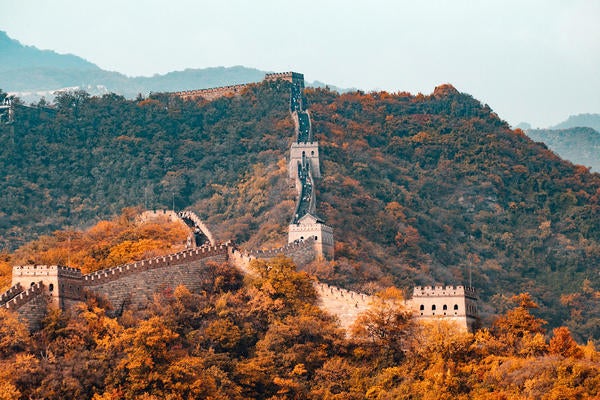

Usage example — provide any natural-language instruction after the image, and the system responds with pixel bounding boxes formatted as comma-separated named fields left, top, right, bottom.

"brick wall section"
left=2, top=282, right=49, bottom=330
left=83, top=244, right=229, bottom=286
left=86, top=252, right=228, bottom=313
left=0, top=283, right=23, bottom=305
left=314, top=282, right=374, bottom=331
left=83, top=244, right=229, bottom=312
left=173, top=84, right=250, bottom=101
left=11, top=289, right=50, bottom=331
left=230, top=238, right=318, bottom=273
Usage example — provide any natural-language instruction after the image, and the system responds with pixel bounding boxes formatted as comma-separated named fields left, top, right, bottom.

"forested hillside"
left=1, top=255, right=599, bottom=399
left=0, top=81, right=599, bottom=340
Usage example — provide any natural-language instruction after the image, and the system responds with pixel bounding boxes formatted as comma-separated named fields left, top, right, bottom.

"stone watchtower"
left=289, top=136, right=321, bottom=179
left=408, top=285, right=478, bottom=332
left=12, top=265, right=83, bottom=309
left=288, top=214, right=335, bottom=260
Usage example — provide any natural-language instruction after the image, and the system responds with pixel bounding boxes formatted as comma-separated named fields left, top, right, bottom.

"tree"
left=351, top=287, right=415, bottom=366
left=0, top=309, right=30, bottom=358
left=491, top=293, right=548, bottom=356
left=549, top=326, right=584, bottom=359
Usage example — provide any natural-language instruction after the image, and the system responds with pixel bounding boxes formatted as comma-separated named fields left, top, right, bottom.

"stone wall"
left=264, top=72, right=305, bottom=87
left=178, top=210, right=216, bottom=245
left=173, top=84, right=250, bottom=101
left=314, top=282, right=374, bottom=331
left=2, top=283, right=49, bottom=331
left=85, top=252, right=228, bottom=313
left=230, top=238, right=318, bottom=274
left=4, top=244, right=231, bottom=328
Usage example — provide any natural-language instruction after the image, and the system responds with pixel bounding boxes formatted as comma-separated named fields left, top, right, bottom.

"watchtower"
left=289, top=141, right=320, bottom=179
left=264, top=72, right=305, bottom=88
left=409, top=285, right=478, bottom=332
left=12, top=265, right=83, bottom=309
left=289, top=214, right=335, bottom=260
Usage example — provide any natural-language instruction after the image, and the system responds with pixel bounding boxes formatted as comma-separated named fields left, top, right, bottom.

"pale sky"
left=1, top=0, right=599, bottom=128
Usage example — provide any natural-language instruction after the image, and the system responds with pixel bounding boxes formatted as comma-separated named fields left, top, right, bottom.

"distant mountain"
left=527, top=127, right=600, bottom=172
left=523, top=113, right=600, bottom=173
left=0, top=31, right=340, bottom=101
left=514, top=122, right=531, bottom=130
left=551, top=113, right=600, bottom=132
left=0, top=31, right=98, bottom=71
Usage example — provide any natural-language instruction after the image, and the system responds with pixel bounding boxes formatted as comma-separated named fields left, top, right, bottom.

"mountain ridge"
left=1, top=80, right=598, bottom=340
left=0, top=31, right=348, bottom=99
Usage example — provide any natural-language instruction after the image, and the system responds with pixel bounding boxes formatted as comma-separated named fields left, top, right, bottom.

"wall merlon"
left=0, top=283, right=23, bottom=305
left=3, top=282, right=44, bottom=311
left=413, top=285, right=477, bottom=298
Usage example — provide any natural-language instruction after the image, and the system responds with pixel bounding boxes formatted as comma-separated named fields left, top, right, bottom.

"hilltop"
left=552, top=113, right=600, bottom=132
left=0, top=79, right=599, bottom=340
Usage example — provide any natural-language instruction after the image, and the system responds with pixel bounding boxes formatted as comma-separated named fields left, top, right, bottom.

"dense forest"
left=0, top=80, right=599, bottom=342
left=0, top=241, right=599, bottom=399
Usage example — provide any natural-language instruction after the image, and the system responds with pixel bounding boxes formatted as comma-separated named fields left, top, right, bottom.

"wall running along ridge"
left=1, top=72, right=478, bottom=333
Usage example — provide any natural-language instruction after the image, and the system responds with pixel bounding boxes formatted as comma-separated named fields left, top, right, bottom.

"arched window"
left=454, top=304, right=459, bottom=310
left=443, top=304, right=448, bottom=310
left=419, top=304, right=424, bottom=311
left=432, top=305, right=436, bottom=311
left=49, top=284, right=54, bottom=292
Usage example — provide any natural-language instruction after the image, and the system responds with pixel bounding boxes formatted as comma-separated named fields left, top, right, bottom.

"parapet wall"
left=2, top=282, right=45, bottom=311
left=230, top=238, right=318, bottom=274
left=314, top=281, right=374, bottom=331
left=413, top=285, right=477, bottom=299
left=0, top=283, right=23, bottom=305
left=178, top=210, right=216, bottom=245
left=173, top=83, right=250, bottom=101
left=83, top=244, right=229, bottom=286
left=4, top=283, right=49, bottom=331
left=85, top=249, right=229, bottom=313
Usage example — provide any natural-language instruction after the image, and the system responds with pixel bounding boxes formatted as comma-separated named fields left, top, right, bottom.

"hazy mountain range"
left=0, top=30, right=345, bottom=101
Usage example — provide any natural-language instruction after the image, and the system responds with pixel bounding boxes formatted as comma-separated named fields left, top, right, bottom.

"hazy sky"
left=1, top=0, right=599, bottom=127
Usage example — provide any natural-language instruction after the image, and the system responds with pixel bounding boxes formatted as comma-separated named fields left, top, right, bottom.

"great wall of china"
left=0, top=72, right=478, bottom=332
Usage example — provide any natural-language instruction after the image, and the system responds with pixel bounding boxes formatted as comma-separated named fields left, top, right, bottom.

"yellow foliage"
left=7, top=209, right=189, bottom=274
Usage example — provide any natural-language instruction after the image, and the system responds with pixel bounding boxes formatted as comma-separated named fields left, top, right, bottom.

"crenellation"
left=173, top=83, right=251, bottom=101
left=3, top=282, right=45, bottom=311
left=0, top=283, right=23, bottom=305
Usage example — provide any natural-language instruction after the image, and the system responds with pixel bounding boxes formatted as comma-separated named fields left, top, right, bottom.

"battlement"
left=173, top=83, right=250, bottom=101
left=0, top=283, right=23, bottom=306
left=230, top=238, right=319, bottom=274
left=413, top=285, right=477, bottom=299
left=243, top=237, right=316, bottom=258
left=138, top=209, right=180, bottom=223
left=13, top=265, right=83, bottom=280
left=3, top=282, right=45, bottom=311
left=178, top=210, right=216, bottom=245
left=83, top=243, right=231, bottom=286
